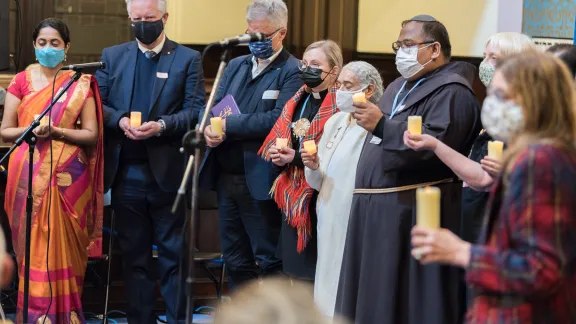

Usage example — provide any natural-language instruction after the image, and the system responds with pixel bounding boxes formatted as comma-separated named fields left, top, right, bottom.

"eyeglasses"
left=297, top=61, right=323, bottom=71
left=392, top=40, right=436, bottom=54
left=245, top=28, right=282, bottom=40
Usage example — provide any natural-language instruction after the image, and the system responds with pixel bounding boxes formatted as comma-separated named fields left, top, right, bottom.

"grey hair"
left=342, top=61, right=384, bottom=104
left=126, top=0, right=167, bottom=16
left=246, top=0, right=288, bottom=29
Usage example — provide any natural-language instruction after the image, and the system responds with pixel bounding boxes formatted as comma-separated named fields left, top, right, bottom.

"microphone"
left=61, top=62, right=106, bottom=71
left=215, top=33, right=265, bottom=47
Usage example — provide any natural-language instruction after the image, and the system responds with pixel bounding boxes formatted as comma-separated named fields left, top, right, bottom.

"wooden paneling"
left=17, top=0, right=55, bottom=71
left=285, top=0, right=358, bottom=62
left=183, top=0, right=359, bottom=79
left=0, top=74, right=13, bottom=88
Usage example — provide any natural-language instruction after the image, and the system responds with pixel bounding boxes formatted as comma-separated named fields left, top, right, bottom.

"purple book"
left=211, top=94, right=241, bottom=118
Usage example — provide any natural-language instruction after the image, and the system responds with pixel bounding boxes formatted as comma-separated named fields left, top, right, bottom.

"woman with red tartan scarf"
left=258, top=40, right=343, bottom=281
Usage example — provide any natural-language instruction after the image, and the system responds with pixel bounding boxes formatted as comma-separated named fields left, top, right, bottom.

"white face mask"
left=336, top=86, right=368, bottom=113
left=395, top=44, right=434, bottom=79
left=481, top=95, right=524, bottom=142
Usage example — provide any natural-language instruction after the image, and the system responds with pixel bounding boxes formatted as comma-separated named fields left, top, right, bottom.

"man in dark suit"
left=95, top=0, right=205, bottom=323
left=199, top=0, right=302, bottom=290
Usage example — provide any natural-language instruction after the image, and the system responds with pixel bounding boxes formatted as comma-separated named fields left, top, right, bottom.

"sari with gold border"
left=5, top=68, right=104, bottom=324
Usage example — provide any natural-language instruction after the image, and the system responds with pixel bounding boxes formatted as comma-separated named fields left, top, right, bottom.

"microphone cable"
left=41, top=68, right=61, bottom=324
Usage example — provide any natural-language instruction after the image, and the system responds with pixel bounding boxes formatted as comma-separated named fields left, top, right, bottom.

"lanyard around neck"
left=299, top=94, right=313, bottom=120
left=390, top=78, right=426, bottom=119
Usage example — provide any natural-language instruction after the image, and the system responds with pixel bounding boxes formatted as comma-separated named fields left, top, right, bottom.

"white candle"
left=303, top=140, right=317, bottom=155
left=210, top=117, right=223, bottom=137
left=488, top=141, right=504, bottom=160
left=276, top=138, right=288, bottom=149
left=130, top=111, right=142, bottom=128
left=416, top=186, right=441, bottom=229
left=407, top=116, right=422, bottom=135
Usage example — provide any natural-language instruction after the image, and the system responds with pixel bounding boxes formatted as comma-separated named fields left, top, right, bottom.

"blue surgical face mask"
left=35, top=46, right=66, bottom=68
left=248, top=32, right=278, bottom=59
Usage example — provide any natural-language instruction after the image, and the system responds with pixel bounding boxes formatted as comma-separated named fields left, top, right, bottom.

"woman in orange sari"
left=1, top=18, right=103, bottom=324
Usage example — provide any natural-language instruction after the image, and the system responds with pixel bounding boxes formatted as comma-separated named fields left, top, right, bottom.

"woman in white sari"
left=301, top=61, right=384, bottom=317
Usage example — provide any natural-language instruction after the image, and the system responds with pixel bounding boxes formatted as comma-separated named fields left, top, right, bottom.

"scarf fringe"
left=271, top=167, right=313, bottom=253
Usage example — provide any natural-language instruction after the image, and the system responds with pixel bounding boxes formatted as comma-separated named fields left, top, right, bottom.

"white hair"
left=342, top=61, right=384, bottom=104
left=246, top=0, right=288, bottom=29
left=485, top=32, right=535, bottom=57
left=126, top=0, right=167, bottom=16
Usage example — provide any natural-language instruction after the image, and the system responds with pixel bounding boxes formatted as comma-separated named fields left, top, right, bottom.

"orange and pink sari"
left=5, top=68, right=104, bottom=324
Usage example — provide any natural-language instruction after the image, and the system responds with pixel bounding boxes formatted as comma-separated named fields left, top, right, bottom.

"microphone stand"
left=172, top=47, right=229, bottom=324
left=0, top=70, right=82, bottom=323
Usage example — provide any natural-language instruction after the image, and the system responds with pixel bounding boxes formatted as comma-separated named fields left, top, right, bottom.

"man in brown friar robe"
left=335, top=15, right=482, bottom=324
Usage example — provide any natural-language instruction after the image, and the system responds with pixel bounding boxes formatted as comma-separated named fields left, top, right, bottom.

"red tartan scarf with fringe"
left=258, top=85, right=339, bottom=253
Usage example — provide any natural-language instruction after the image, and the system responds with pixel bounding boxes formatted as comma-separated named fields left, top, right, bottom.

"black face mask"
left=298, top=67, right=329, bottom=89
left=132, top=19, right=164, bottom=45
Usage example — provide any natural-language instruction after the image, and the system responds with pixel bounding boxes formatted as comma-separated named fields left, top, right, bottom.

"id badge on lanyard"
left=389, top=78, right=426, bottom=119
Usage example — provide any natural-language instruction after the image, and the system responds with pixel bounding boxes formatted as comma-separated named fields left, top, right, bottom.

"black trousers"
left=111, top=161, right=186, bottom=324
left=216, top=173, right=283, bottom=290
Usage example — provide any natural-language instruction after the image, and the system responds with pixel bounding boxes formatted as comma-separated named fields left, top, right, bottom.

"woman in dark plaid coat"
left=408, top=51, right=576, bottom=323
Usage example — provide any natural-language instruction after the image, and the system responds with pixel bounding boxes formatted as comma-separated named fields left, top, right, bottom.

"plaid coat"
left=465, top=144, right=576, bottom=324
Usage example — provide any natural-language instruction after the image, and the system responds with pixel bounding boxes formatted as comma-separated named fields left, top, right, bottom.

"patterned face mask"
left=481, top=95, right=524, bottom=142
left=248, top=32, right=278, bottom=59
left=479, top=62, right=495, bottom=87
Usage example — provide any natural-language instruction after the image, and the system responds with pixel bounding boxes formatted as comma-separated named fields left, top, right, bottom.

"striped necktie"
left=145, top=51, right=157, bottom=59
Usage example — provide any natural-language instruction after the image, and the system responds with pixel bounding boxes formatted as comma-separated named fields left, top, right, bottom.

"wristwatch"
left=157, top=119, right=166, bottom=137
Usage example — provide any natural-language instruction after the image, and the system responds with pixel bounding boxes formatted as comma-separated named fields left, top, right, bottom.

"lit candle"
left=130, top=111, right=142, bottom=128
left=302, top=140, right=317, bottom=155
left=210, top=117, right=223, bottom=137
left=352, top=92, right=366, bottom=103
left=407, top=116, right=422, bottom=135
left=416, top=186, right=440, bottom=229
left=276, top=138, right=288, bottom=149
left=488, top=140, right=504, bottom=160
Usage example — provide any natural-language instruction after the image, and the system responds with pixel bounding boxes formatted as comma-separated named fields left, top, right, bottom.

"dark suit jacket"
left=96, top=39, right=205, bottom=192
left=198, top=49, right=303, bottom=200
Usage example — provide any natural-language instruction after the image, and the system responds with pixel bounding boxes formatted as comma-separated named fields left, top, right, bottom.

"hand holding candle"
left=302, top=140, right=317, bottom=155
left=130, top=111, right=142, bottom=128
left=210, top=117, right=223, bottom=138
left=407, top=116, right=422, bottom=135
left=416, top=186, right=440, bottom=229
left=487, top=140, right=504, bottom=160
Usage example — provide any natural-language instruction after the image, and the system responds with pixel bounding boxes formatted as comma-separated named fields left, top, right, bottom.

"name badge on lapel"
left=157, top=72, right=168, bottom=79
left=262, top=90, right=280, bottom=100
left=370, top=136, right=382, bottom=145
